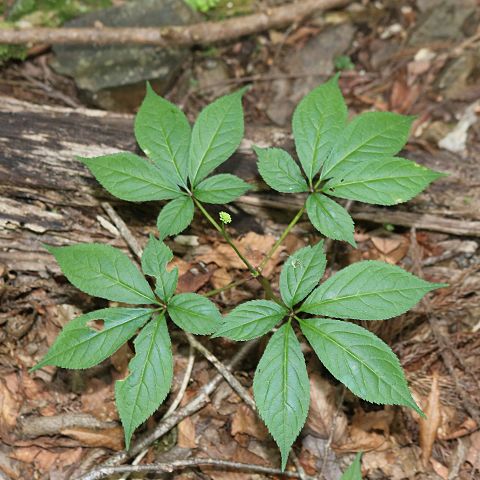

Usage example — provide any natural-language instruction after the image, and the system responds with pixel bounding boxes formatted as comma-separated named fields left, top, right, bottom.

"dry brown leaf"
left=177, top=270, right=211, bottom=293
left=197, top=233, right=282, bottom=276
left=362, top=447, right=424, bottom=480
left=80, top=379, right=117, bottom=421
left=203, top=445, right=267, bottom=480
left=211, top=268, right=234, bottom=290
left=60, top=426, right=124, bottom=450
left=370, top=235, right=409, bottom=264
left=371, top=236, right=402, bottom=255
left=305, top=374, right=347, bottom=442
left=336, top=408, right=395, bottom=452
left=439, top=417, right=477, bottom=440
left=419, top=372, right=442, bottom=466
left=198, top=243, right=246, bottom=270
left=231, top=404, right=268, bottom=440
left=178, top=417, right=196, bottom=448
left=466, top=431, right=480, bottom=471
left=169, top=257, right=190, bottom=276
left=336, top=425, right=387, bottom=452
left=351, top=409, right=394, bottom=437
left=0, top=374, right=21, bottom=440
left=110, top=343, right=132, bottom=375
left=11, top=446, right=82, bottom=473
left=430, top=457, right=448, bottom=479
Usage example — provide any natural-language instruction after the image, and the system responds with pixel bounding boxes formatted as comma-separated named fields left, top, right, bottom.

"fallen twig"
left=20, top=413, right=117, bottom=438
left=185, top=332, right=256, bottom=411
left=318, top=387, right=346, bottom=479
left=80, top=458, right=302, bottom=480
left=101, top=202, right=143, bottom=259
left=0, top=0, right=351, bottom=46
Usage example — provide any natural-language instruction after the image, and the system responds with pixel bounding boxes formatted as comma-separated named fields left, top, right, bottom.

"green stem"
left=258, top=205, right=306, bottom=272
left=194, top=198, right=259, bottom=276
left=205, top=277, right=249, bottom=298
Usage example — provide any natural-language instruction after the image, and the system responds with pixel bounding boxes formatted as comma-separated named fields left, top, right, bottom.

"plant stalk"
left=258, top=205, right=306, bottom=272
left=194, top=198, right=259, bottom=276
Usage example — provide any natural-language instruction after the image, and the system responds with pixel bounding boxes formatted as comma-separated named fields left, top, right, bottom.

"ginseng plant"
left=33, top=76, right=447, bottom=473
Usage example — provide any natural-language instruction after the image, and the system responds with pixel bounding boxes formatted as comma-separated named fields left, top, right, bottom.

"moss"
left=8, top=0, right=112, bottom=26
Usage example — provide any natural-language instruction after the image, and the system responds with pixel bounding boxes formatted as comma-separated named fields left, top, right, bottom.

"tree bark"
left=1, top=96, right=478, bottom=284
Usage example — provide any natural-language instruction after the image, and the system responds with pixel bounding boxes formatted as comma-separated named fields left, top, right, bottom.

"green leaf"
left=322, top=112, right=414, bottom=180
left=134, top=83, right=191, bottom=186
left=141, top=235, right=178, bottom=302
left=46, top=244, right=156, bottom=304
left=32, top=308, right=152, bottom=371
left=189, top=89, right=245, bottom=186
left=194, top=173, right=251, bottom=204
left=157, top=196, right=194, bottom=240
left=116, top=314, right=173, bottom=449
left=306, top=193, right=355, bottom=246
left=300, top=260, right=446, bottom=320
left=141, top=235, right=172, bottom=277
left=253, top=323, right=310, bottom=470
left=167, top=293, right=222, bottom=334
left=323, top=157, right=444, bottom=206
left=292, top=75, right=347, bottom=181
left=341, top=453, right=363, bottom=480
left=280, top=241, right=326, bottom=307
left=299, top=317, right=422, bottom=415
left=255, top=147, right=309, bottom=193
left=213, top=300, right=287, bottom=341
left=81, top=152, right=182, bottom=202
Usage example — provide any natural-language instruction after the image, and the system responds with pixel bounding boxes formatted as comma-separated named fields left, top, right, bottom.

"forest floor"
left=0, top=0, right=480, bottom=479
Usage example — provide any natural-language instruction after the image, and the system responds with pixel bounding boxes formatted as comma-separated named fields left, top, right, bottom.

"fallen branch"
left=0, top=0, right=351, bottom=46
left=101, top=202, right=143, bottom=259
left=80, top=458, right=302, bottom=480
left=20, top=413, right=117, bottom=438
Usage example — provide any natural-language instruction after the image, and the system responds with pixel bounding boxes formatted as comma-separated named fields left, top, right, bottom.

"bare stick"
left=101, top=202, right=143, bottom=259
left=164, top=345, right=195, bottom=418
left=82, top=339, right=259, bottom=474
left=185, top=332, right=256, bottom=411
left=318, top=387, right=346, bottom=479
left=0, top=0, right=351, bottom=46
left=80, top=458, right=302, bottom=480
left=290, top=450, right=309, bottom=480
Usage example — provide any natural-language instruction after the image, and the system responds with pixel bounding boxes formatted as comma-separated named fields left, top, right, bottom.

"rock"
left=266, top=22, right=355, bottom=126
left=409, top=0, right=480, bottom=100
left=51, top=0, right=200, bottom=111
left=437, top=49, right=480, bottom=100
left=196, top=58, right=230, bottom=91
left=409, top=0, right=477, bottom=45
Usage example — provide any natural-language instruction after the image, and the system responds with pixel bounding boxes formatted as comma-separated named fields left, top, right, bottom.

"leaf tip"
left=145, top=81, right=155, bottom=96
left=29, top=363, right=43, bottom=373
left=235, top=85, right=250, bottom=97
left=280, top=450, right=289, bottom=471
left=75, top=155, right=88, bottom=164
left=123, top=429, right=132, bottom=451
left=42, top=243, right=57, bottom=255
